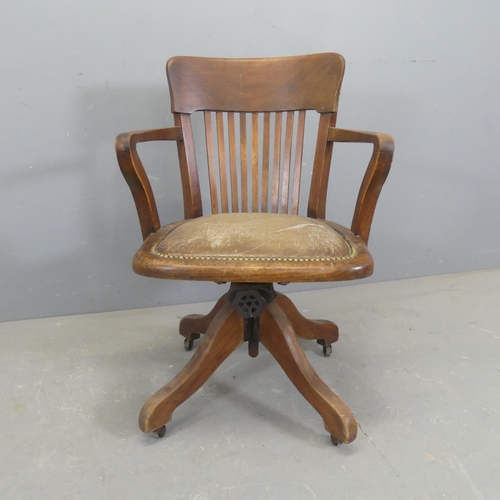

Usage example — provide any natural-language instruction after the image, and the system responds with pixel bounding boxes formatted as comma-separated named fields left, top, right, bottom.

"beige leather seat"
left=133, top=213, right=372, bottom=283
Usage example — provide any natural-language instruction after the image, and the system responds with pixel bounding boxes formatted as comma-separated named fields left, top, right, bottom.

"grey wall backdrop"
left=2, top=0, right=499, bottom=322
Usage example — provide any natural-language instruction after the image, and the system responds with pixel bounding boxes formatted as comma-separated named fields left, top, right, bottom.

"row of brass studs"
left=150, top=251, right=356, bottom=262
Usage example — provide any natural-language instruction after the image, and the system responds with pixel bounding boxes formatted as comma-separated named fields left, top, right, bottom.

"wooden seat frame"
left=115, top=53, right=394, bottom=445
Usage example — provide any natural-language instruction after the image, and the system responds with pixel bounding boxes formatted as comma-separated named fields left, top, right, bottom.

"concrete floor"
left=1, top=269, right=499, bottom=499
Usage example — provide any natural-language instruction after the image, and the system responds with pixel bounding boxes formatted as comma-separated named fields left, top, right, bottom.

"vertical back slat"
left=227, top=112, right=238, bottom=212
left=239, top=113, right=248, bottom=212
left=251, top=112, right=259, bottom=212
left=202, top=109, right=308, bottom=216
left=280, top=111, right=295, bottom=213
left=204, top=111, right=219, bottom=214
left=261, top=112, right=271, bottom=212
left=216, top=111, right=229, bottom=212
left=291, top=110, right=306, bottom=215
left=271, top=112, right=282, bottom=212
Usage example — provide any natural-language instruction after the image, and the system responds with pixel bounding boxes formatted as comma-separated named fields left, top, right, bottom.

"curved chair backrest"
left=166, top=54, right=345, bottom=217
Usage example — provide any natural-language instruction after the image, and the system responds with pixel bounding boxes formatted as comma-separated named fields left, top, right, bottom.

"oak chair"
left=115, top=53, right=394, bottom=445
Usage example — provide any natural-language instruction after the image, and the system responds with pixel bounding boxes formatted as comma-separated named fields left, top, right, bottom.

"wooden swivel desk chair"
left=115, top=53, right=394, bottom=445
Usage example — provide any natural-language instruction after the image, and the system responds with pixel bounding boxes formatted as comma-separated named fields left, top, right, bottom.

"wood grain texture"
left=227, top=112, right=238, bottom=212
left=271, top=111, right=282, bottom=213
left=327, top=128, right=395, bottom=244
left=179, top=293, right=229, bottom=339
left=307, top=113, right=337, bottom=220
left=176, top=114, right=203, bottom=220
left=115, top=54, right=395, bottom=445
left=115, top=127, right=182, bottom=240
left=139, top=303, right=243, bottom=434
left=260, top=302, right=357, bottom=443
left=167, top=53, right=345, bottom=113
left=280, top=112, right=294, bottom=213
left=273, top=292, right=338, bottom=345
left=204, top=112, right=219, bottom=214
left=239, top=113, right=248, bottom=212
left=291, top=110, right=306, bottom=215
left=179, top=290, right=338, bottom=344
left=251, top=112, right=259, bottom=212
left=216, top=112, right=229, bottom=213
left=117, top=54, right=394, bottom=244
left=132, top=218, right=374, bottom=283
left=261, top=112, right=271, bottom=212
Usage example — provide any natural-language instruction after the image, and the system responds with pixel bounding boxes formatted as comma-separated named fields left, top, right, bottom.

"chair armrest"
left=116, top=127, right=182, bottom=152
left=327, top=128, right=395, bottom=244
left=115, top=127, right=182, bottom=240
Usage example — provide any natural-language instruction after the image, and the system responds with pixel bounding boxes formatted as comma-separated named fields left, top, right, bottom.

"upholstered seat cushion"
left=133, top=213, right=373, bottom=282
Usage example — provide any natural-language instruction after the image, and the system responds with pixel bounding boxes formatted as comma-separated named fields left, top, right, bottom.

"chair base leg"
left=179, top=293, right=229, bottom=342
left=274, top=292, right=339, bottom=345
left=139, top=303, right=243, bottom=434
left=260, top=302, right=357, bottom=444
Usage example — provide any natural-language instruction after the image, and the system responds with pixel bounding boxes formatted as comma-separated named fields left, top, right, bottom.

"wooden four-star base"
left=138, top=286, right=357, bottom=445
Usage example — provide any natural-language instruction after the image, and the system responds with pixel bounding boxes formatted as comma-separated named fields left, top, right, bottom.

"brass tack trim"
left=150, top=249, right=356, bottom=262
left=150, top=224, right=357, bottom=262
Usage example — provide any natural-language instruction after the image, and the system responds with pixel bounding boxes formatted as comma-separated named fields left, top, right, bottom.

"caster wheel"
left=184, top=338, right=194, bottom=351
left=316, top=339, right=332, bottom=357
left=153, top=425, right=166, bottom=438
left=330, top=434, right=341, bottom=446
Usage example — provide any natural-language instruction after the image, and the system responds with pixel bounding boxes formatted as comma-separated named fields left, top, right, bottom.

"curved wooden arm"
left=115, top=127, right=182, bottom=240
left=327, top=128, right=394, bottom=244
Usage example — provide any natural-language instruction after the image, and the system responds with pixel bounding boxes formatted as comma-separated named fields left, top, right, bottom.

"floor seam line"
left=357, top=422, right=417, bottom=499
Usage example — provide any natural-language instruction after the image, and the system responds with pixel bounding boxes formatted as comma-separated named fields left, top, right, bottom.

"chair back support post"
left=175, top=113, right=203, bottom=219
left=307, top=113, right=337, bottom=219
